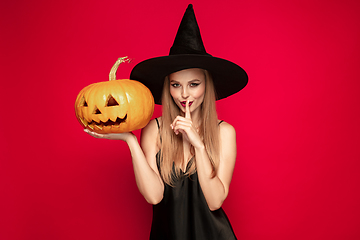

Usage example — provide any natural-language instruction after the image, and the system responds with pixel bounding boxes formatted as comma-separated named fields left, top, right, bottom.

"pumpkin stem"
left=109, top=57, right=131, bottom=81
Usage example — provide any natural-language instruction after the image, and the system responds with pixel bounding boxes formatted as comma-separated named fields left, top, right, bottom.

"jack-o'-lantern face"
left=75, top=79, right=154, bottom=133
left=74, top=57, right=154, bottom=133
left=80, top=93, right=127, bottom=127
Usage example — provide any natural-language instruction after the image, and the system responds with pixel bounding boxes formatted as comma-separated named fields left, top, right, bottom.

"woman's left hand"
left=84, top=129, right=135, bottom=142
left=170, top=100, right=204, bottom=149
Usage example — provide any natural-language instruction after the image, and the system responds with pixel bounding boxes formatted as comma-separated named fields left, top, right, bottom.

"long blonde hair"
left=159, top=69, right=220, bottom=186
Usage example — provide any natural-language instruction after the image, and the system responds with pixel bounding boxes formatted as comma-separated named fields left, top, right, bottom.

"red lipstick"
left=180, top=101, right=193, bottom=107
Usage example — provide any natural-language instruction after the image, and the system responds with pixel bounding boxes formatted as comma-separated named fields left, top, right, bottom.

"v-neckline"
left=180, top=157, right=194, bottom=174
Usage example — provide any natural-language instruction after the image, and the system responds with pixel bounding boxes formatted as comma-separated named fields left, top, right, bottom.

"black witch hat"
left=130, top=4, right=248, bottom=104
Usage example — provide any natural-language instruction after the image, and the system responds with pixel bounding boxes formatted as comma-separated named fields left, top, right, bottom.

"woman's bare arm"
left=84, top=119, right=164, bottom=204
left=171, top=101, right=236, bottom=211
left=194, top=122, right=236, bottom=211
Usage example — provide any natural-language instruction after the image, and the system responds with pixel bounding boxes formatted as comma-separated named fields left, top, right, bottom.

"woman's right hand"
left=84, top=129, right=135, bottom=142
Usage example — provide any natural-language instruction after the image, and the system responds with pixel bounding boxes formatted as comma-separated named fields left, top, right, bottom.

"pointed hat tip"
left=184, top=4, right=195, bottom=17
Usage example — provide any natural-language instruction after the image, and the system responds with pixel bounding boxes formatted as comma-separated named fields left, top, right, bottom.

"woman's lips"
left=180, top=101, right=193, bottom=107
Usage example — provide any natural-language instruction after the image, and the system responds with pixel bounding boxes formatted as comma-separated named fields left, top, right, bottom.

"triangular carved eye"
left=93, top=106, right=102, bottom=114
left=80, top=97, right=88, bottom=107
left=106, top=95, right=119, bottom=107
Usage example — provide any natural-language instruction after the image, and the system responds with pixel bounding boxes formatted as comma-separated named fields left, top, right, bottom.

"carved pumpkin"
left=75, top=57, right=154, bottom=133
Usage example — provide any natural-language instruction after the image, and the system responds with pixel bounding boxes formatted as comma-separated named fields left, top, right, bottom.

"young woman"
left=86, top=4, right=248, bottom=240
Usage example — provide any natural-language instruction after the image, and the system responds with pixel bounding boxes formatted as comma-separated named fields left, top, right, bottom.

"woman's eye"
left=171, top=83, right=180, bottom=88
left=190, top=83, right=200, bottom=87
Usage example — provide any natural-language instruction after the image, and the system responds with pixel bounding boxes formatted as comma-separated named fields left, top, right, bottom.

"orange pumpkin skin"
left=75, top=78, right=154, bottom=133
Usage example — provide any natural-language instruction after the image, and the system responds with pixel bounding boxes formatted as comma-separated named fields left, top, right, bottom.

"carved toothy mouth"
left=90, top=115, right=127, bottom=126
left=83, top=114, right=127, bottom=130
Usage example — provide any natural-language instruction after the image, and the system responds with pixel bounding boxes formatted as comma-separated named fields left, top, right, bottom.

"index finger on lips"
left=185, top=100, right=191, bottom=119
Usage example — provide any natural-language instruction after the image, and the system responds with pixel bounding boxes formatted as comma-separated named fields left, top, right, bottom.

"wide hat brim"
left=130, top=4, right=248, bottom=105
left=130, top=54, right=248, bottom=105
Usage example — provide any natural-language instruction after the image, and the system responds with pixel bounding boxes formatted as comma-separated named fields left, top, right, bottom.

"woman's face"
left=169, top=68, right=206, bottom=115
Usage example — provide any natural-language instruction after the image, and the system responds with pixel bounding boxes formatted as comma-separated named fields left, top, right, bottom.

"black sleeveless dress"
left=150, top=119, right=237, bottom=240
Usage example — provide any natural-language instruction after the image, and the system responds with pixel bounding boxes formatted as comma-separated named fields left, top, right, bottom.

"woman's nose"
left=181, top=88, right=189, bottom=98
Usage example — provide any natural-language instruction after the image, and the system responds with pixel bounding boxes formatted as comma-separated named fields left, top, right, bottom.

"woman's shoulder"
left=218, top=120, right=236, bottom=136
left=141, top=118, right=161, bottom=151
left=142, top=117, right=161, bottom=135
left=141, top=117, right=162, bottom=142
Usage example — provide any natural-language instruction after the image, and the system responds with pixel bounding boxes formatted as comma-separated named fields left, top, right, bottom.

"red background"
left=1, top=0, right=360, bottom=239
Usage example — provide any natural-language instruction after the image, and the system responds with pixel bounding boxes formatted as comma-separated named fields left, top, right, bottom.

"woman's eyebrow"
left=170, top=79, right=201, bottom=83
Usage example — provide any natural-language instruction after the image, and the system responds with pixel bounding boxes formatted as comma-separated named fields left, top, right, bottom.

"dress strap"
left=155, top=118, right=160, bottom=129
left=155, top=118, right=162, bottom=143
left=218, top=120, right=224, bottom=125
